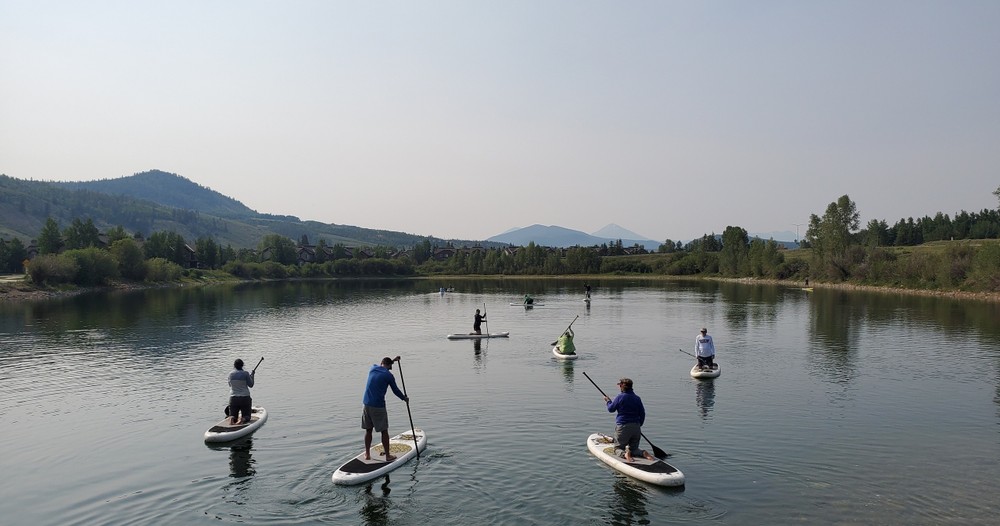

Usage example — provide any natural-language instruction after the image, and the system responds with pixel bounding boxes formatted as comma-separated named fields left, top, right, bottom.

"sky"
left=2, top=1, right=999, bottom=243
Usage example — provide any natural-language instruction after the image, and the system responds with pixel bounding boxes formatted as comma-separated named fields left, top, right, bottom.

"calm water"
left=2, top=279, right=999, bottom=525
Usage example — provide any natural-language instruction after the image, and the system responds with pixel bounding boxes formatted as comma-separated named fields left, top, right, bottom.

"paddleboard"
left=510, top=303, right=544, bottom=307
left=332, top=428, right=427, bottom=485
left=553, top=346, right=578, bottom=360
left=690, top=364, right=721, bottom=379
left=584, top=298, right=591, bottom=303
left=446, top=331, right=510, bottom=340
left=204, top=406, right=268, bottom=443
left=587, top=433, right=684, bottom=487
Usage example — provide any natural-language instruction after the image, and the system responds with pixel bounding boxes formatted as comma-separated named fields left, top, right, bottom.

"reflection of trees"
left=358, top=477, right=393, bottom=526
left=695, top=380, right=716, bottom=419
left=718, top=283, right=782, bottom=332
left=808, top=291, right=861, bottom=384
left=602, top=477, right=651, bottom=525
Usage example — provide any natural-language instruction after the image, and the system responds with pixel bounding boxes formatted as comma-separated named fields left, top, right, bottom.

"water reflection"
left=560, top=359, right=575, bottom=385
left=808, top=291, right=862, bottom=385
left=695, top=379, right=716, bottom=419
left=602, top=477, right=651, bottom=525
left=207, top=436, right=256, bottom=478
left=358, top=477, right=393, bottom=525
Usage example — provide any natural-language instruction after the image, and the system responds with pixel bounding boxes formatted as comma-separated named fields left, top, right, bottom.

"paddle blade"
left=642, top=433, right=670, bottom=459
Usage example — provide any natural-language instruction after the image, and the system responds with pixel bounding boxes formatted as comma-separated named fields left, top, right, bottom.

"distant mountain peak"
left=591, top=223, right=651, bottom=241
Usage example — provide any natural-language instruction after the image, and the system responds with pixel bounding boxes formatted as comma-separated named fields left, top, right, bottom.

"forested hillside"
left=0, top=171, right=473, bottom=249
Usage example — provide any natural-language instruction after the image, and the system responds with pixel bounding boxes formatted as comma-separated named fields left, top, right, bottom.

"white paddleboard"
left=204, top=406, right=268, bottom=443
left=690, top=364, right=721, bottom=379
left=552, top=346, right=578, bottom=360
left=446, top=331, right=510, bottom=340
left=332, top=428, right=427, bottom=485
left=586, top=433, right=684, bottom=487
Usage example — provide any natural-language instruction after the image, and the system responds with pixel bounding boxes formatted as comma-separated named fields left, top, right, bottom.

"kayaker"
left=361, top=356, right=409, bottom=461
left=523, top=294, right=534, bottom=305
left=228, top=358, right=255, bottom=425
left=603, top=377, right=655, bottom=462
left=695, top=327, right=716, bottom=370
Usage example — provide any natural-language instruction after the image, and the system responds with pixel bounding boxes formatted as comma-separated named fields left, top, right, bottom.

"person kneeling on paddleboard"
left=695, top=327, right=716, bottom=371
left=604, top=378, right=655, bottom=463
left=557, top=327, right=576, bottom=355
left=228, top=358, right=255, bottom=425
left=362, top=356, right=409, bottom=461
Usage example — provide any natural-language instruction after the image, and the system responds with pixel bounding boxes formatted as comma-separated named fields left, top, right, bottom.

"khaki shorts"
left=361, top=405, right=389, bottom=432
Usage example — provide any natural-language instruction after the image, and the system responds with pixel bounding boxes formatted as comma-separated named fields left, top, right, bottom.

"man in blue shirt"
left=604, top=377, right=655, bottom=462
left=362, top=356, right=409, bottom=461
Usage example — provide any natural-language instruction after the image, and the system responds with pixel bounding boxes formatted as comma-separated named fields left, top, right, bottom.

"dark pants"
left=229, top=395, right=252, bottom=423
left=697, top=355, right=715, bottom=368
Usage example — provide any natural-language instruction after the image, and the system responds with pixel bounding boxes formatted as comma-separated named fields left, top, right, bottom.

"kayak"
left=586, top=433, right=685, bottom=487
left=690, top=364, right=721, bottom=379
left=204, top=406, right=268, bottom=443
left=446, top=331, right=510, bottom=340
left=332, top=428, right=427, bottom=485
left=552, top=346, right=578, bottom=360
left=510, top=303, right=544, bottom=307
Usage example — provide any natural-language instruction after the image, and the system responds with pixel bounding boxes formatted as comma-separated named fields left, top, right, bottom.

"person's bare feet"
left=384, top=454, right=397, bottom=461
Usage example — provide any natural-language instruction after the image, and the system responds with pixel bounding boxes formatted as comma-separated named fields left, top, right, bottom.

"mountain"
left=0, top=170, right=491, bottom=249
left=487, top=224, right=660, bottom=250
left=591, top=223, right=654, bottom=242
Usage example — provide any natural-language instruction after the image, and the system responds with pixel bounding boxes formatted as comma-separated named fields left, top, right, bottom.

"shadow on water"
left=695, top=379, right=716, bottom=419
left=561, top=358, right=575, bottom=385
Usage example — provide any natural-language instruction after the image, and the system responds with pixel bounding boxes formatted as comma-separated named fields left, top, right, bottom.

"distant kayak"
left=204, top=406, right=268, bottom=443
left=446, top=332, right=510, bottom=340
left=510, top=303, right=544, bottom=307
left=587, top=433, right=684, bottom=487
left=332, top=428, right=427, bottom=485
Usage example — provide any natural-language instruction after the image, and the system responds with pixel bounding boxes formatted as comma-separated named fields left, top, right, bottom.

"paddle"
left=225, top=356, right=264, bottom=416
left=483, top=302, right=489, bottom=337
left=677, top=348, right=696, bottom=358
left=551, top=315, right=580, bottom=346
left=394, top=357, right=419, bottom=459
left=581, top=371, right=669, bottom=460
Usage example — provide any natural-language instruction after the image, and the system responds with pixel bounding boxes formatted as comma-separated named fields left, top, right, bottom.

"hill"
left=0, top=170, right=488, bottom=249
left=488, top=224, right=660, bottom=249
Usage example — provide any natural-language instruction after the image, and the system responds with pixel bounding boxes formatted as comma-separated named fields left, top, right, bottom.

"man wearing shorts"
left=362, top=356, right=408, bottom=461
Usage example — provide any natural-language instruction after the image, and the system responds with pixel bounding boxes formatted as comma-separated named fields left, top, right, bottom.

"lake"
left=2, top=278, right=998, bottom=525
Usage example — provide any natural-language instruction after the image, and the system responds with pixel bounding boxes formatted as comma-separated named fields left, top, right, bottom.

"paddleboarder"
left=695, top=327, right=716, bottom=371
left=228, top=358, right=256, bottom=425
left=603, top=377, right=655, bottom=463
left=556, top=326, right=576, bottom=355
left=584, top=283, right=591, bottom=299
left=362, top=356, right=409, bottom=461
left=472, top=308, right=487, bottom=335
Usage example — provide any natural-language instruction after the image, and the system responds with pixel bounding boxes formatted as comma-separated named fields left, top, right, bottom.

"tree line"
left=8, top=189, right=1000, bottom=293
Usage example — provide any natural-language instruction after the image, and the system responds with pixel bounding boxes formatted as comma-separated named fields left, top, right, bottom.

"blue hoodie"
left=362, top=364, right=406, bottom=407
left=607, top=389, right=646, bottom=426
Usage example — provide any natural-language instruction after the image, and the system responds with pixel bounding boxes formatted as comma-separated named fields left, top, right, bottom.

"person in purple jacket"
left=362, top=356, right=409, bottom=461
left=603, top=377, right=655, bottom=462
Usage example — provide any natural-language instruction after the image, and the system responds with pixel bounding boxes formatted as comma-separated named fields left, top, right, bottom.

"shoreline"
left=2, top=274, right=998, bottom=304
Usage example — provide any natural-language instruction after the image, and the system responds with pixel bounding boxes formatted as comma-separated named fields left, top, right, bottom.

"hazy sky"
left=3, top=2, right=999, bottom=242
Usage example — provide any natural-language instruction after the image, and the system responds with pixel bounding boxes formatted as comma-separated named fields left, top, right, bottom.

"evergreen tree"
left=38, top=217, right=63, bottom=254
